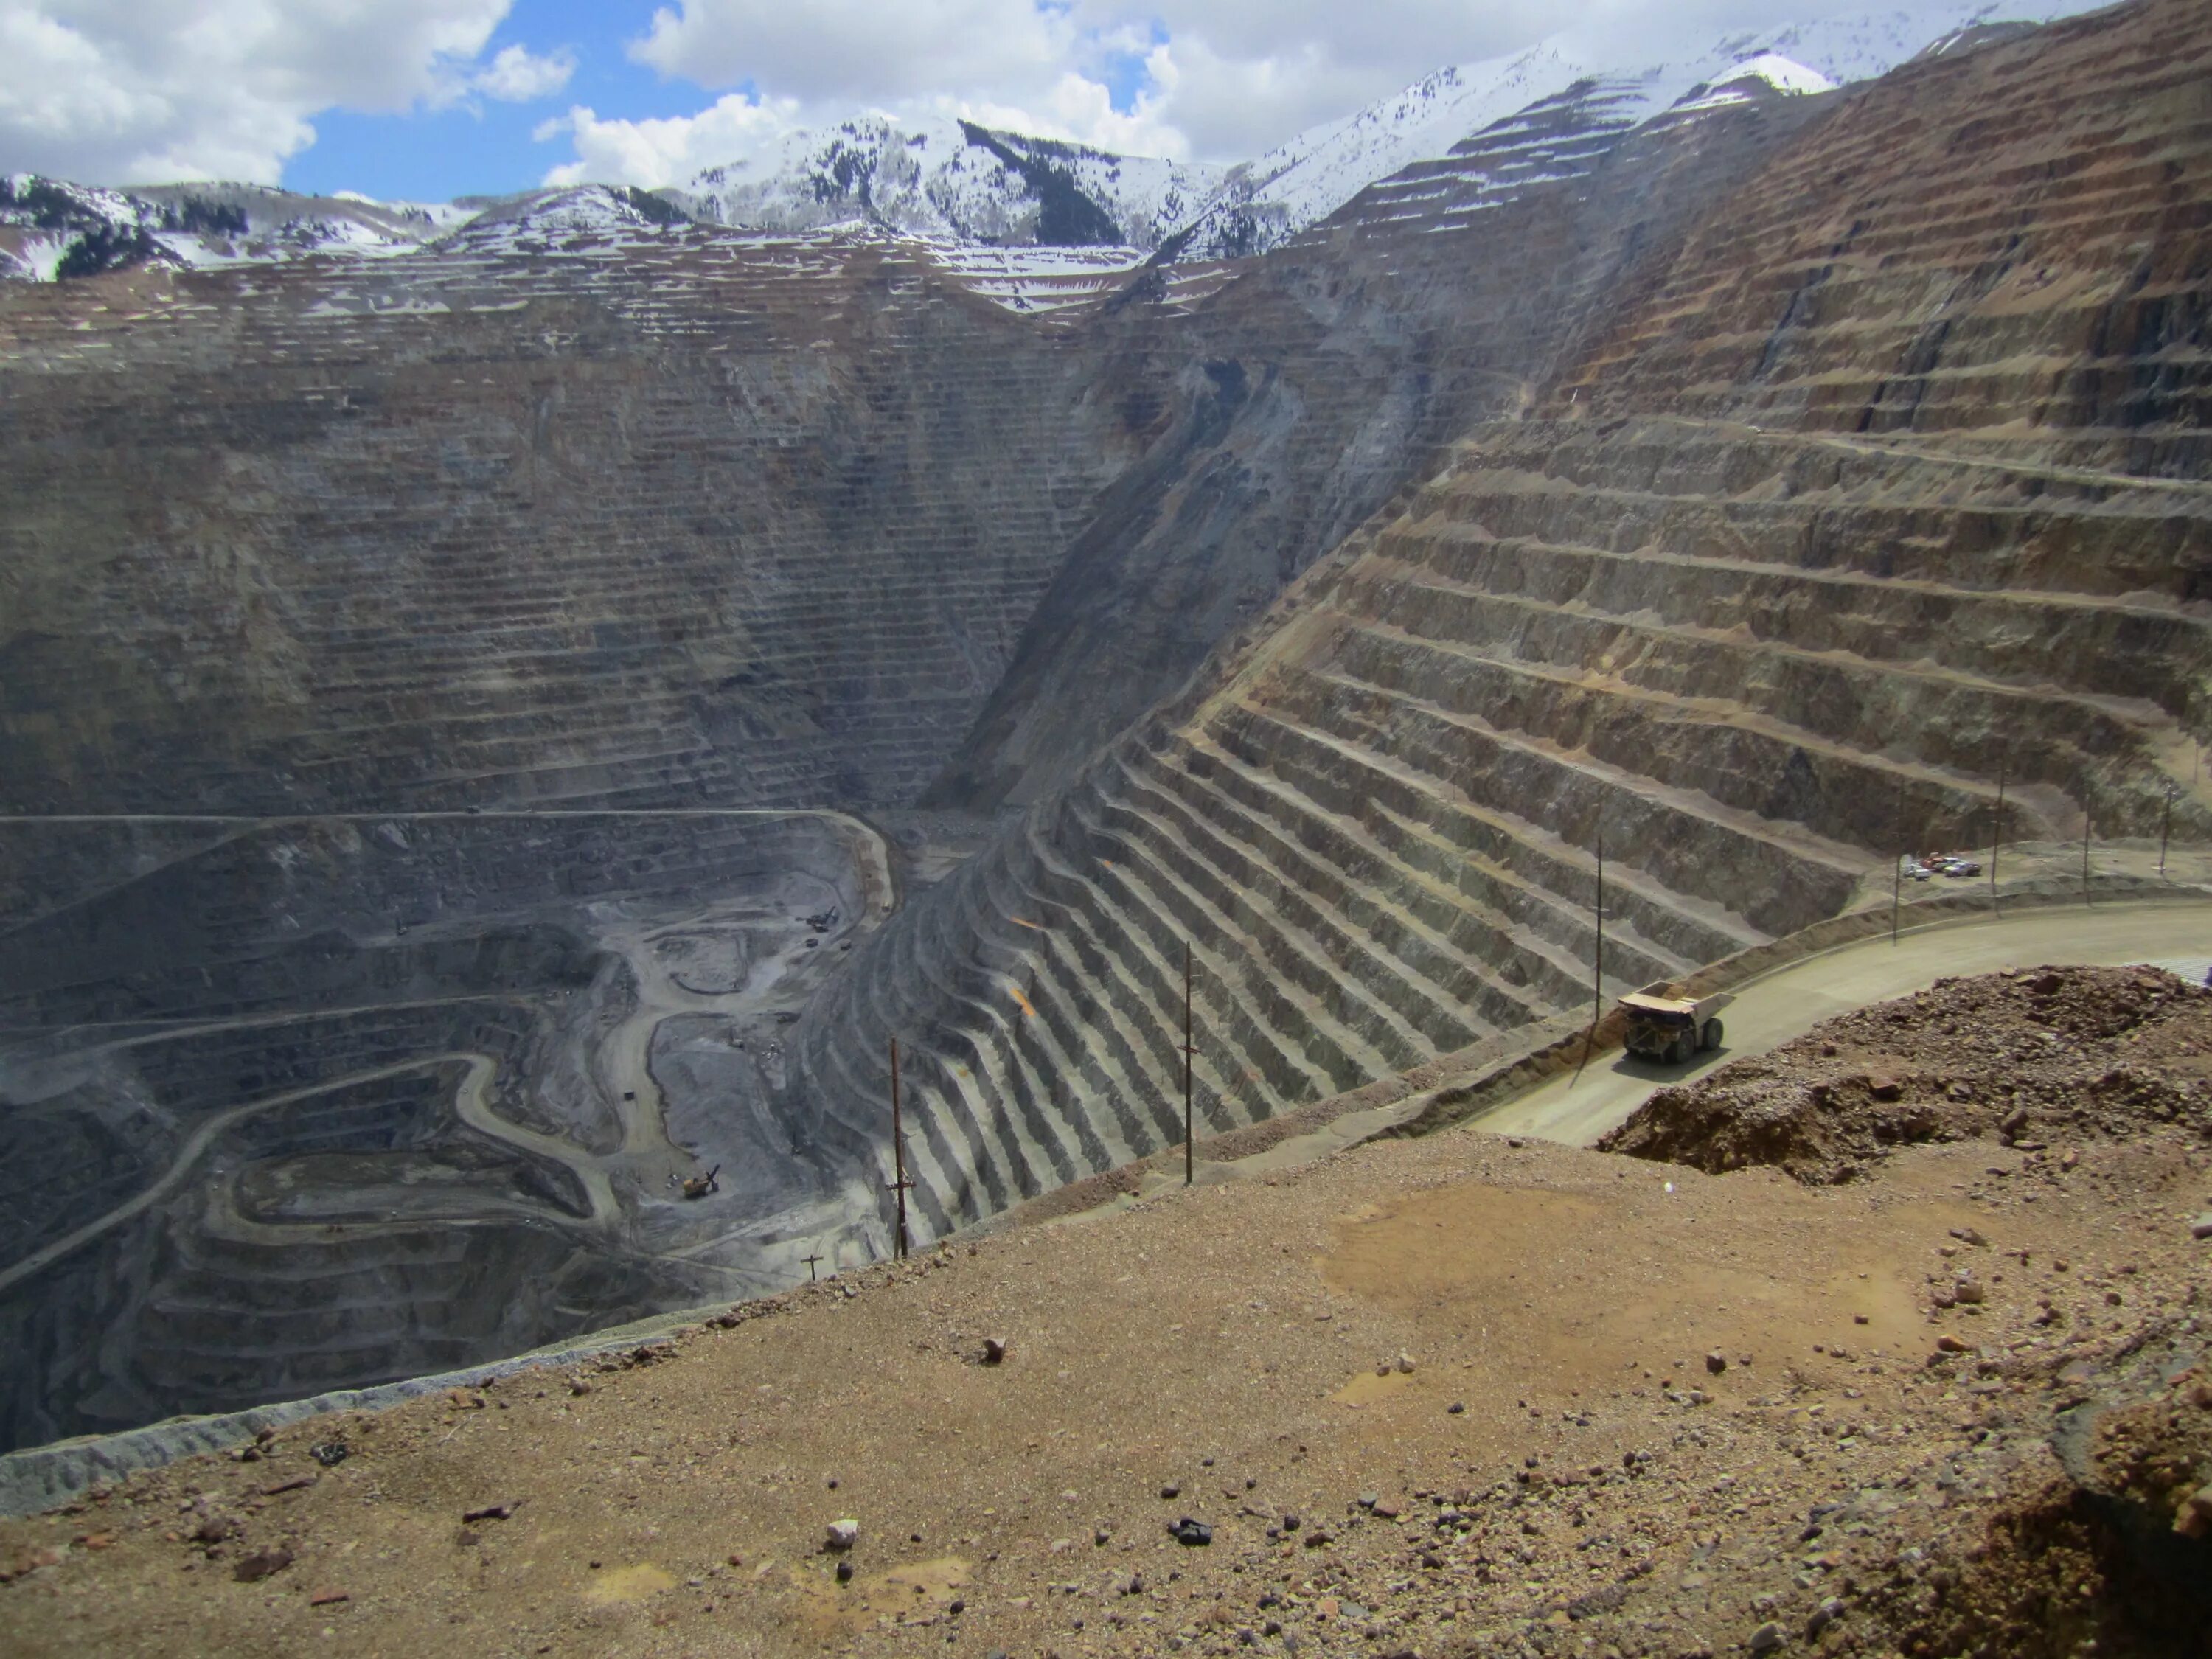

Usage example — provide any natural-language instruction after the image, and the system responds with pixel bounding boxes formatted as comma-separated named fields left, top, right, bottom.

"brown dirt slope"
left=1600, top=964, right=2212, bottom=1185
left=2, top=964, right=2208, bottom=1659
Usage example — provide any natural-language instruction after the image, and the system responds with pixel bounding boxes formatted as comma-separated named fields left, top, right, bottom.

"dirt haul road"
left=1477, top=900, right=2212, bottom=1148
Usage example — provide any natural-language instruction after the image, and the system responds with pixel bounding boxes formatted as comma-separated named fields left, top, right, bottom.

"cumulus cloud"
left=632, top=0, right=1068, bottom=102
left=0, top=0, right=2103, bottom=194
left=540, top=90, right=806, bottom=189
left=0, top=0, right=569, bottom=184
left=545, top=0, right=2101, bottom=191
left=470, top=44, right=577, bottom=104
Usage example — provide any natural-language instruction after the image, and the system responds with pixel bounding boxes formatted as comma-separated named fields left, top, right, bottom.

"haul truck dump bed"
left=1617, top=983, right=1733, bottom=1065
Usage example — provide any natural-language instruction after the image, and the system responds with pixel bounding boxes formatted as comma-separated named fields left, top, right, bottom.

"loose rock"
left=233, top=1549, right=293, bottom=1584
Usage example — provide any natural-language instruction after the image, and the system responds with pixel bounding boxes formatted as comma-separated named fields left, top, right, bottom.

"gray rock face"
left=3, top=1, right=2208, bottom=1455
left=792, top=0, right=2212, bottom=1248
left=0, top=810, right=889, bottom=1452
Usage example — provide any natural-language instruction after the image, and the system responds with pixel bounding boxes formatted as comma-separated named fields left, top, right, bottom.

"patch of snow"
left=1163, top=1, right=2109, bottom=260
left=675, top=112, right=1222, bottom=252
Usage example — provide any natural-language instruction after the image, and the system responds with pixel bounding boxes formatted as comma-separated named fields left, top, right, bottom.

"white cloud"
left=540, top=91, right=807, bottom=189
left=549, top=0, right=1197, bottom=186
left=471, top=44, right=576, bottom=103
left=0, top=0, right=560, bottom=184
left=631, top=0, right=1068, bottom=102
left=0, top=0, right=2107, bottom=195
left=565, top=0, right=2106, bottom=191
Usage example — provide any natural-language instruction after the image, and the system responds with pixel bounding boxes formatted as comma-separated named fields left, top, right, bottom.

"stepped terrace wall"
left=796, top=0, right=2212, bottom=1253
left=0, top=231, right=1139, bottom=817
left=0, top=810, right=883, bottom=1451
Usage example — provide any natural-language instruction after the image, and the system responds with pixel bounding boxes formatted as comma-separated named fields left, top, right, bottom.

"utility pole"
left=2081, top=796, right=2093, bottom=908
left=1991, top=754, right=2006, bottom=912
left=1576, top=827, right=1604, bottom=1080
left=1595, top=824, right=1605, bottom=1026
left=888, top=1036, right=911, bottom=1259
left=1183, top=939, right=1194, bottom=1187
left=2161, top=783, right=2175, bottom=878
left=1893, top=776, right=1907, bottom=944
left=802, top=1251, right=824, bottom=1282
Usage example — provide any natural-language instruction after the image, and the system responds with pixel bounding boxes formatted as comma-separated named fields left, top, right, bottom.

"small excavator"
left=680, top=1164, right=721, bottom=1200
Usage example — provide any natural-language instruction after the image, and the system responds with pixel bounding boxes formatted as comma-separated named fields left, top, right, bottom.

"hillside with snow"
left=0, top=175, right=470, bottom=282
left=1, top=3, right=2109, bottom=285
left=671, top=114, right=1222, bottom=252
left=1162, top=1, right=2108, bottom=260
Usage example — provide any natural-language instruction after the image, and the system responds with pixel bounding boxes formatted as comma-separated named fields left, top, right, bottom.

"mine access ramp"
left=1617, top=982, right=1732, bottom=1065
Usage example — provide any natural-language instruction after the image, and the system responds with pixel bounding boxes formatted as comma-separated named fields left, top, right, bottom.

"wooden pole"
left=1893, top=776, right=1907, bottom=943
left=802, top=1252, right=824, bottom=1282
left=1575, top=827, right=1604, bottom=1082
left=1595, top=825, right=1605, bottom=1024
left=888, top=1036, right=910, bottom=1259
left=1183, top=939, right=1194, bottom=1187
left=2081, top=796, right=2092, bottom=908
left=1991, top=754, right=2006, bottom=912
left=2161, top=785, right=2174, bottom=878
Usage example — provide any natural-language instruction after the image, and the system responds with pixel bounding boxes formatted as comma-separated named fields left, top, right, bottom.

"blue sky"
left=2, top=1, right=2081, bottom=199
left=284, top=0, right=1164, bottom=201
left=287, top=3, right=728, bottom=201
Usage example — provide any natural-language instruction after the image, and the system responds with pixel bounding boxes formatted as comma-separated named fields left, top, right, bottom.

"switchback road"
left=1475, top=900, right=2212, bottom=1148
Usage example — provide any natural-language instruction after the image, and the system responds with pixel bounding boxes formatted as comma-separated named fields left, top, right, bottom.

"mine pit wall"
left=923, top=73, right=1839, bottom=817
left=0, top=234, right=1144, bottom=818
left=0, top=811, right=874, bottom=1453
left=799, top=0, right=2212, bottom=1253
left=1564, top=0, right=2212, bottom=472
left=4, top=0, right=2209, bottom=1442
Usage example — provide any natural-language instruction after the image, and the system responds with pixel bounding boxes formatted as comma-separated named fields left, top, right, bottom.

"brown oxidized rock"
left=232, top=1548, right=293, bottom=1583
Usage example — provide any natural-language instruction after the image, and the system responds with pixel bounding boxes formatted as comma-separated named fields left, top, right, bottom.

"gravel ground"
left=1, top=969, right=2208, bottom=1659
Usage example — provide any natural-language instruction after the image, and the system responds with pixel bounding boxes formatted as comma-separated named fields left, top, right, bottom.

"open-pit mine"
left=3, top=0, right=2211, bottom=1505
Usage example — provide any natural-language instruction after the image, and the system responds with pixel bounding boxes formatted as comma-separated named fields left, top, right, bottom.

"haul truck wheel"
left=1700, top=1018, right=1723, bottom=1052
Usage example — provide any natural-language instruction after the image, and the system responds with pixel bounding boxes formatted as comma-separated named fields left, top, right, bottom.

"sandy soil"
left=1, top=974, right=2207, bottom=1659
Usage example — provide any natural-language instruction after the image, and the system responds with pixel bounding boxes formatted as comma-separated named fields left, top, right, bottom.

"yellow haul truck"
left=1617, top=983, right=1731, bottom=1066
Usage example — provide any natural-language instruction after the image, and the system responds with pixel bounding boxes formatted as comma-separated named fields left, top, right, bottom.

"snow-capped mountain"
left=672, top=114, right=1224, bottom=253
left=0, top=174, right=470, bottom=282
left=439, top=184, right=692, bottom=247
left=0, top=2, right=2107, bottom=286
left=1161, top=1, right=2107, bottom=260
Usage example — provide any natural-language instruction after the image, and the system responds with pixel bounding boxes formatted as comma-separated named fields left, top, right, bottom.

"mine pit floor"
left=4, top=965, right=2206, bottom=1659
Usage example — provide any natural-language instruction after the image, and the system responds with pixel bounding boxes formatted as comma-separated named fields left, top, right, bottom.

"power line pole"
left=1576, top=826, right=1604, bottom=1081
left=1990, top=753, right=2006, bottom=912
left=2161, top=783, right=2174, bottom=878
left=1183, top=939, right=1194, bottom=1187
left=888, top=1036, right=911, bottom=1259
left=1893, top=777, right=1907, bottom=944
left=2081, top=795, right=2093, bottom=908
left=802, top=1251, right=824, bottom=1282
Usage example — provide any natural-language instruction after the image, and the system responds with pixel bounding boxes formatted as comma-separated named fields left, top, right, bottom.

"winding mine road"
left=0, top=1044, right=643, bottom=1298
left=1476, top=900, right=2212, bottom=1149
left=0, top=808, right=893, bottom=1290
left=0, top=808, right=896, bottom=941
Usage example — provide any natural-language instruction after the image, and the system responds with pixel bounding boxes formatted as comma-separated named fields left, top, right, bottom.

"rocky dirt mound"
left=1600, top=965, right=2212, bottom=1184
left=1834, top=1353, right=2212, bottom=1659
